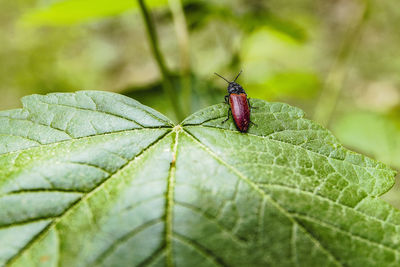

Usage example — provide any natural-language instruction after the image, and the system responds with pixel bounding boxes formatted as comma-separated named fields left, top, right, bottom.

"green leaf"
left=21, top=0, right=169, bottom=26
left=332, top=111, right=400, bottom=210
left=0, top=91, right=399, bottom=266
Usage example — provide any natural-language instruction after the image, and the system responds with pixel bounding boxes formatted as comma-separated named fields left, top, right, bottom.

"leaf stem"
left=138, top=0, right=184, bottom=122
left=313, top=0, right=369, bottom=127
left=168, top=0, right=192, bottom=116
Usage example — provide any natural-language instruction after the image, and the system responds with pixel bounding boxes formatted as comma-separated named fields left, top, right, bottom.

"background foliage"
left=0, top=0, right=399, bottom=207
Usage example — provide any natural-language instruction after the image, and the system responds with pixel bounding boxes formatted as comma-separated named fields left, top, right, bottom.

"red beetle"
left=215, top=70, right=254, bottom=133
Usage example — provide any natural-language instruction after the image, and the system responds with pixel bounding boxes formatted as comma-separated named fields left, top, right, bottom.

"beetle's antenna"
left=214, top=73, right=230, bottom=83
left=233, top=70, right=243, bottom=82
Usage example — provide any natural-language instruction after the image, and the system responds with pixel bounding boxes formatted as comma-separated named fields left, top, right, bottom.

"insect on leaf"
left=0, top=91, right=399, bottom=266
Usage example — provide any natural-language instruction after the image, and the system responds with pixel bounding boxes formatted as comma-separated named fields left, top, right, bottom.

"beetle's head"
left=227, top=82, right=245, bottom=94
left=214, top=70, right=245, bottom=94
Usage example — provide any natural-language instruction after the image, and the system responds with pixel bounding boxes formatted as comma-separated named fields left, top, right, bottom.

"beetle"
left=214, top=70, right=254, bottom=133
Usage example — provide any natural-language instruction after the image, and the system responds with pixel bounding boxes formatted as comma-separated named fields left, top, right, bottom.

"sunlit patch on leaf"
left=21, top=0, right=169, bottom=26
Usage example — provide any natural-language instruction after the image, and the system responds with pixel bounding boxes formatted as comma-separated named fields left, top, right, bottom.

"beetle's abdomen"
left=229, top=93, right=250, bottom=132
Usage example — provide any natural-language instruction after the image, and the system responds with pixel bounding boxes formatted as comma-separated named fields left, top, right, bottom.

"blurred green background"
left=1, top=0, right=399, bottom=207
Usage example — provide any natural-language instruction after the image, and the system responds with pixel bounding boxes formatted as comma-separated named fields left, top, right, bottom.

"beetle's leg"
left=248, top=98, right=258, bottom=109
left=222, top=108, right=231, bottom=124
left=224, top=95, right=230, bottom=104
left=249, top=113, right=258, bottom=126
left=250, top=121, right=257, bottom=126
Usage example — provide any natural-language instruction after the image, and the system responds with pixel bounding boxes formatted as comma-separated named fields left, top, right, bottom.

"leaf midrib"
left=165, top=129, right=179, bottom=267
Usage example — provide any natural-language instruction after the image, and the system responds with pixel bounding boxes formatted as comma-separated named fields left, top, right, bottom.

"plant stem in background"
left=313, top=0, right=369, bottom=127
left=138, top=0, right=184, bottom=122
left=168, top=0, right=192, bottom=116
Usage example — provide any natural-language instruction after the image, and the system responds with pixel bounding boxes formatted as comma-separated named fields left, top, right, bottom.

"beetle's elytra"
left=215, top=70, right=253, bottom=133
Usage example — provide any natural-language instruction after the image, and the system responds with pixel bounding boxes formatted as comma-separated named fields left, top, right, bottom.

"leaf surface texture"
left=0, top=91, right=398, bottom=267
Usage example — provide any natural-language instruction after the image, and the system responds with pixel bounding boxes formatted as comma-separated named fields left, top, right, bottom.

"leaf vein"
left=0, top=127, right=171, bottom=157
left=0, top=133, right=42, bottom=145
left=292, top=213, right=400, bottom=256
left=37, top=99, right=145, bottom=128
left=256, top=183, right=400, bottom=230
left=173, top=232, right=228, bottom=267
left=175, top=200, right=248, bottom=245
left=5, top=130, right=171, bottom=265
left=92, top=218, right=163, bottom=266
left=183, top=129, right=343, bottom=267
left=186, top=125, right=392, bottom=173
